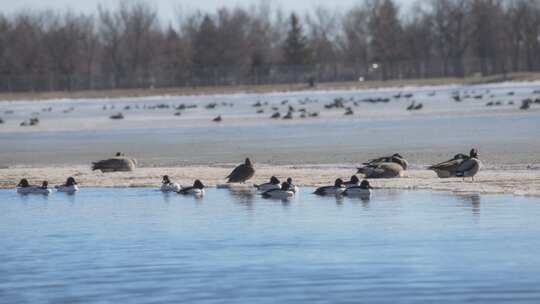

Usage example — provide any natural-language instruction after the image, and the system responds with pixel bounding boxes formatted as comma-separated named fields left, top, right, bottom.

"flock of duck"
left=15, top=149, right=481, bottom=199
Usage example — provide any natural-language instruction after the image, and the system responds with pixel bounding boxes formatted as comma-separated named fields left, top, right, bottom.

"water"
left=1, top=188, right=540, bottom=303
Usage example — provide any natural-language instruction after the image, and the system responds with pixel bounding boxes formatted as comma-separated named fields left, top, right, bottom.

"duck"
left=17, top=179, right=52, bottom=195
left=92, top=152, right=137, bottom=172
left=254, top=176, right=281, bottom=192
left=455, top=149, right=481, bottom=182
left=428, top=152, right=470, bottom=178
left=364, top=153, right=408, bottom=170
left=262, top=182, right=295, bottom=199
left=55, top=177, right=79, bottom=193
left=160, top=175, right=181, bottom=192
left=343, top=175, right=360, bottom=188
left=226, top=158, right=255, bottom=183
left=286, top=177, right=299, bottom=193
left=357, top=162, right=404, bottom=179
left=178, top=180, right=205, bottom=196
left=314, top=178, right=346, bottom=196
left=343, top=180, right=373, bottom=196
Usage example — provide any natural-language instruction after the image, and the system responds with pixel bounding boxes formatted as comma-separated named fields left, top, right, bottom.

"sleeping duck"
left=357, top=162, right=404, bottom=179
left=286, top=177, right=299, bottom=193
left=254, top=176, right=281, bottom=192
left=344, top=175, right=360, bottom=188
left=343, top=180, right=373, bottom=197
left=262, top=182, right=295, bottom=199
left=314, top=178, right=346, bottom=196
left=160, top=175, right=181, bottom=192
left=17, top=179, right=52, bottom=195
left=92, top=152, right=137, bottom=173
left=178, top=180, right=205, bottom=196
left=55, top=177, right=79, bottom=193
left=364, top=153, right=408, bottom=170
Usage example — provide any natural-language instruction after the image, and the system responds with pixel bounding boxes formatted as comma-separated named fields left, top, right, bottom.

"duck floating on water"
left=17, top=179, right=52, bottom=195
left=178, top=180, right=205, bottom=196
left=314, top=178, right=346, bottom=196
left=254, top=176, right=281, bottom=192
left=226, top=158, right=255, bottom=183
left=344, top=175, right=360, bottom=188
left=286, top=177, right=299, bottom=193
left=343, top=180, right=373, bottom=197
left=55, top=177, right=79, bottom=193
left=160, top=175, right=181, bottom=192
left=262, top=182, right=295, bottom=199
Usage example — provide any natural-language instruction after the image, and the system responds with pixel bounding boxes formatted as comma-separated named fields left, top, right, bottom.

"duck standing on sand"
left=55, top=177, right=79, bottom=193
left=226, top=158, right=255, bottom=183
left=314, top=179, right=346, bottom=196
left=178, top=180, right=205, bottom=196
left=161, top=175, right=181, bottom=192
left=262, top=182, right=295, bottom=199
left=254, top=176, right=281, bottom=192
left=92, top=152, right=137, bottom=173
left=343, top=180, right=373, bottom=196
left=428, top=153, right=470, bottom=178
left=455, top=149, right=481, bottom=182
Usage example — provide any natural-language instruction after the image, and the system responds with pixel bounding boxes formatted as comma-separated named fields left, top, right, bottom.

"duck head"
left=270, top=176, right=280, bottom=185
left=17, top=178, right=29, bottom=187
left=193, top=180, right=205, bottom=189
left=162, top=175, right=171, bottom=184
left=66, top=177, right=77, bottom=186
left=287, top=177, right=293, bottom=184
left=360, top=180, right=373, bottom=189
left=393, top=153, right=403, bottom=159
left=115, top=152, right=123, bottom=157
left=41, top=181, right=49, bottom=189
left=470, top=149, right=479, bottom=159
left=245, top=158, right=252, bottom=167
left=350, top=175, right=360, bottom=184
left=334, top=178, right=344, bottom=187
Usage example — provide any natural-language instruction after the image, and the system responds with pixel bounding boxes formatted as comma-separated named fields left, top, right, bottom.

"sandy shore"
left=1, top=164, right=539, bottom=197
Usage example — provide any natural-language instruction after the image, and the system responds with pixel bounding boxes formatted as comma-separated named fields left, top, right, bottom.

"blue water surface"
left=1, top=188, right=540, bottom=303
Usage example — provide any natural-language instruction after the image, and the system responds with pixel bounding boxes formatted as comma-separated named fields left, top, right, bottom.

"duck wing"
left=428, top=158, right=463, bottom=171
left=456, top=159, right=480, bottom=177
left=226, top=164, right=255, bottom=183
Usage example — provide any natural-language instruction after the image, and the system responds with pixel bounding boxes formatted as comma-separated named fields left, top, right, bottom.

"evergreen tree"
left=283, top=13, right=312, bottom=65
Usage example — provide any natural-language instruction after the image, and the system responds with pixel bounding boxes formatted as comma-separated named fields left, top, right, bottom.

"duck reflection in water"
left=457, top=193, right=481, bottom=215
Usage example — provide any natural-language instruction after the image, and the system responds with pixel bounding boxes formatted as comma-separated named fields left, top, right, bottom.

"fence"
left=0, top=57, right=538, bottom=93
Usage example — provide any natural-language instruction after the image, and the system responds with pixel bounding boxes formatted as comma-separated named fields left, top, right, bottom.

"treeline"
left=0, top=0, right=539, bottom=92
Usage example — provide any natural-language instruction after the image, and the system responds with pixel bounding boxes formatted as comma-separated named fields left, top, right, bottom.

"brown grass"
left=1, top=72, right=539, bottom=102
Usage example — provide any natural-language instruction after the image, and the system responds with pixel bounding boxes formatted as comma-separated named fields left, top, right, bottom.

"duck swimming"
left=254, top=176, right=281, bottom=192
left=160, top=175, right=181, bottom=192
left=262, top=182, right=295, bottom=199
left=343, top=180, right=373, bottom=197
left=286, top=177, right=299, bottom=193
left=226, top=158, right=255, bottom=183
left=314, top=178, right=346, bottom=196
left=17, top=179, right=52, bottom=195
left=455, top=149, right=481, bottom=182
left=344, top=175, right=360, bottom=188
left=178, top=180, right=205, bottom=196
left=55, top=177, right=79, bottom=193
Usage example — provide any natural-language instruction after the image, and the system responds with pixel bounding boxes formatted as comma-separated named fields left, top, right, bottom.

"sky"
left=0, top=0, right=416, bottom=22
